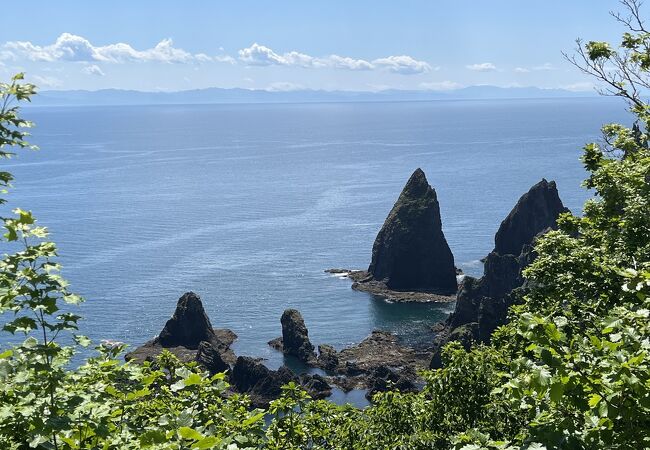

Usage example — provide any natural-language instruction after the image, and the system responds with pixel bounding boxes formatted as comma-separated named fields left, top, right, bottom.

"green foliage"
left=1, top=2, right=650, bottom=448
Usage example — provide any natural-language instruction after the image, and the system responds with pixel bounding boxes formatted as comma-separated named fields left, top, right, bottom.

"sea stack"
left=430, top=179, right=569, bottom=367
left=368, top=168, right=457, bottom=293
left=493, top=179, right=568, bottom=256
left=158, top=292, right=217, bottom=349
left=268, top=309, right=317, bottom=363
left=125, top=292, right=238, bottom=370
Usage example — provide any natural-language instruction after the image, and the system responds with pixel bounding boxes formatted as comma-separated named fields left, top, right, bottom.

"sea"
left=1, top=97, right=631, bottom=403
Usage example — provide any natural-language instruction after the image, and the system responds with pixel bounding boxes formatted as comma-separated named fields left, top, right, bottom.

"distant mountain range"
left=29, top=85, right=597, bottom=107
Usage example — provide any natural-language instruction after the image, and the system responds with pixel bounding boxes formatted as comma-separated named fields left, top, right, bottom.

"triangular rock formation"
left=158, top=292, right=217, bottom=349
left=494, top=179, right=568, bottom=256
left=430, top=179, right=568, bottom=368
left=368, top=168, right=457, bottom=293
left=126, top=292, right=237, bottom=370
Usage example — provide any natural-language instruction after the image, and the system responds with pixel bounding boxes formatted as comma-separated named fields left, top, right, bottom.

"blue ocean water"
left=2, top=98, right=630, bottom=372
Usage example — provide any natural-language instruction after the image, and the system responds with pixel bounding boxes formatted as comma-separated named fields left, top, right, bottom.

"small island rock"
left=368, top=168, right=457, bottom=293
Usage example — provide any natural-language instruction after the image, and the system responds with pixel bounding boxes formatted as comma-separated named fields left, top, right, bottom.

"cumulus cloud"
left=514, top=67, right=530, bottom=73
left=2, top=33, right=229, bottom=64
left=82, top=64, right=104, bottom=76
left=419, top=80, right=463, bottom=91
left=372, top=55, right=434, bottom=74
left=238, top=43, right=430, bottom=74
left=466, top=62, right=497, bottom=72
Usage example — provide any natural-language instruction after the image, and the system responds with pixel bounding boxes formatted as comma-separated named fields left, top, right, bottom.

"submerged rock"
left=430, top=180, right=568, bottom=368
left=368, top=168, right=457, bottom=293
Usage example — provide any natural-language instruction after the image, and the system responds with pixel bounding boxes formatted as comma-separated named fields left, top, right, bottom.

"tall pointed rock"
left=494, top=179, right=568, bottom=256
left=430, top=179, right=569, bottom=368
left=158, top=292, right=217, bottom=349
left=368, top=168, right=457, bottom=293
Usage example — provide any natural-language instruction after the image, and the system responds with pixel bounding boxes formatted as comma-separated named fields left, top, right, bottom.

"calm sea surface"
left=2, top=98, right=630, bottom=372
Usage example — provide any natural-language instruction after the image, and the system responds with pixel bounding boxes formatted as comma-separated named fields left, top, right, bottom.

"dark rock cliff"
left=493, top=179, right=568, bottom=256
left=430, top=180, right=568, bottom=368
left=368, top=168, right=457, bottom=293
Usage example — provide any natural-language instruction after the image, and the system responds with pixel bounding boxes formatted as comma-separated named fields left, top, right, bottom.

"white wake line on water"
left=64, top=184, right=367, bottom=271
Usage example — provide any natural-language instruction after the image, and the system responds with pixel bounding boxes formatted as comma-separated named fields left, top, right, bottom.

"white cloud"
left=238, top=43, right=430, bottom=74
left=561, top=81, right=595, bottom=92
left=419, top=80, right=463, bottom=91
left=2, top=33, right=229, bottom=65
left=195, top=53, right=212, bottom=62
left=515, top=63, right=556, bottom=73
left=327, top=54, right=373, bottom=70
left=31, top=74, right=62, bottom=88
left=466, top=62, right=497, bottom=72
left=82, top=64, right=104, bottom=76
left=214, top=54, right=236, bottom=64
left=372, top=55, right=433, bottom=74
left=266, top=81, right=304, bottom=91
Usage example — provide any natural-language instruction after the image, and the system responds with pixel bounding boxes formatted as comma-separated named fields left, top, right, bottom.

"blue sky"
left=0, top=0, right=626, bottom=92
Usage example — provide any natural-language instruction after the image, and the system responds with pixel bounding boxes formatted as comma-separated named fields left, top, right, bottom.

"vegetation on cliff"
left=1, top=2, right=649, bottom=448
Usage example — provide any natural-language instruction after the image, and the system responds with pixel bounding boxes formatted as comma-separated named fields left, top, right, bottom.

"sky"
left=0, top=0, right=629, bottom=92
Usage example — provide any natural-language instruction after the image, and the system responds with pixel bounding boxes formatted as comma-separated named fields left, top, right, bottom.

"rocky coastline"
left=126, top=171, right=569, bottom=408
left=326, top=269, right=456, bottom=302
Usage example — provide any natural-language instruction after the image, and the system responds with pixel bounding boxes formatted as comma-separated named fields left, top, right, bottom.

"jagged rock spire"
left=494, top=179, right=568, bottom=256
left=158, top=292, right=216, bottom=349
left=368, top=168, right=457, bottom=293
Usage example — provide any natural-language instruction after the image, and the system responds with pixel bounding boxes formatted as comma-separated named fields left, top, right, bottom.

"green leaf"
left=588, top=393, right=602, bottom=408
left=192, top=436, right=221, bottom=449
left=184, top=372, right=203, bottom=387
left=178, top=427, right=204, bottom=441
left=549, top=382, right=564, bottom=403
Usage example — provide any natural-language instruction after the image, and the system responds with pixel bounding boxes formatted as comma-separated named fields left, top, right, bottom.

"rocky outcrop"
left=196, top=340, right=230, bottom=375
left=430, top=180, right=568, bottom=368
left=367, top=168, right=457, bottom=293
left=232, top=357, right=297, bottom=407
left=158, top=292, right=217, bottom=349
left=317, top=344, right=339, bottom=371
left=231, top=357, right=332, bottom=406
left=267, top=309, right=317, bottom=363
left=326, top=269, right=456, bottom=302
left=299, top=373, right=332, bottom=400
left=281, top=309, right=316, bottom=363
left=366, top=365, right=418, bottom=400
left=126, top=292, right=237, bottom=369
left=494, top=179, right=568, bottom=256
left=316, top=330, right=430, bottom=394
